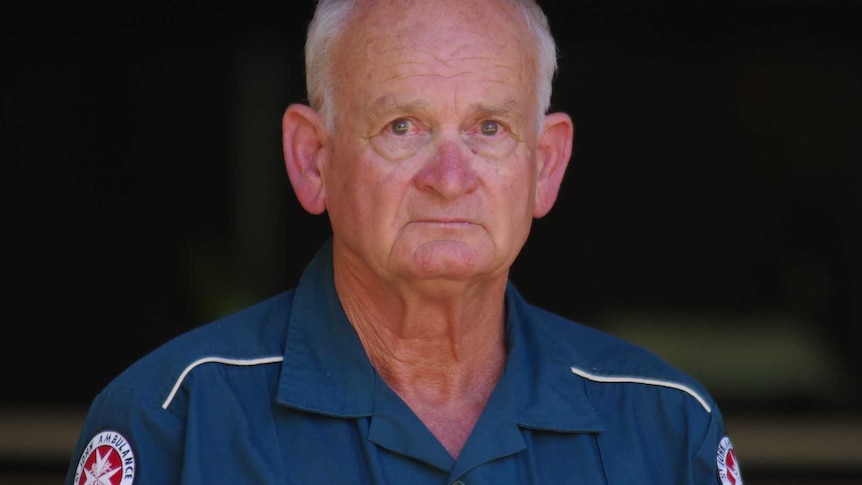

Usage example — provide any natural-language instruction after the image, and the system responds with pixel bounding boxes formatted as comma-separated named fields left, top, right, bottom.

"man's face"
left=323, top=0, right=543, bottom=285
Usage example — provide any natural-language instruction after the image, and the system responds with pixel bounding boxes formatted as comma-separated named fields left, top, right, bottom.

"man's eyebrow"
left=365, top=96, right=525, bottom=123
left=471, top=99, right=518, bottom=113
left=470, top=100, right=524, bottom=123
left=367, top=96, right=430, bottom=118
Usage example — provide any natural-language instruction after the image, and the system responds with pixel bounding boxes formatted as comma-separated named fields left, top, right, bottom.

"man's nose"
left=414, top=136, right=479, bottom=198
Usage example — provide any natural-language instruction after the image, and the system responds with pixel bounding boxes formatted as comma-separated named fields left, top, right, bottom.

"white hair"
left=303, top=0, right=559, bottom=133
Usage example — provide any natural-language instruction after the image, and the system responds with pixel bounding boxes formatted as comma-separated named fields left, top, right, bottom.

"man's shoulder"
left=104, top=290, right=296, bottom=404
left=522, top=302, right=716, bottom=412
left=529, top=305, right=669, bottom=371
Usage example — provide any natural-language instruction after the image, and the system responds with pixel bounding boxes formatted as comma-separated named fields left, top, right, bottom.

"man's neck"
left=334, top=262, right=509, bottom=458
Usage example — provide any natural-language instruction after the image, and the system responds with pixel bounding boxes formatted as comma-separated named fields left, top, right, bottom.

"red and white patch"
left=74, top=430, right=136, bottom=485
left=716, top=435, right=743, bottom=485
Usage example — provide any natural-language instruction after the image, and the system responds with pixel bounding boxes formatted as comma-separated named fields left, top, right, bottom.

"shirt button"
left=452, top=481, right=465, bottom=485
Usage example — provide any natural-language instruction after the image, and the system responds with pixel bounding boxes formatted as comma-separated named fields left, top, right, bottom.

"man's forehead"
left=350, top=0, right=515, bottom=12
left=343, top=0, right=525, bottom=39
left=329, top=0, right=539, bottom=121
left=335, top=0, right=532, bottom=71
left=367, top=96, right=525, bottom=115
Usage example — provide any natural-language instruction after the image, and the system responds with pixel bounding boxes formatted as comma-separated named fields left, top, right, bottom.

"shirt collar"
left=503, top=284, right=604, bottom=432
left=276, top=238, right=376, bottom=416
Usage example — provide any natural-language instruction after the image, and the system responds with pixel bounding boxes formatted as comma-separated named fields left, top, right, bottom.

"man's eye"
left=479, top=120, right=501, bottom=136
left=389, top=118, right=411, bottom=136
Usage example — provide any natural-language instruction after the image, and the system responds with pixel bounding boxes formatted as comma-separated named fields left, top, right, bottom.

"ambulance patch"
left=74, top=430, right=136, bottom=485
left=716, top=435, right=742, bottom=485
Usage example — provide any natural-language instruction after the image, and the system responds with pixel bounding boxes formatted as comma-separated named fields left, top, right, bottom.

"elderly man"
left=66, top=0, right=742, bottom=484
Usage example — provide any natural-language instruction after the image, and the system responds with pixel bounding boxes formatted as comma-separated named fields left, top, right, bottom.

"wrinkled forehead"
left=335, top=0, right=532, bottom=60
left=319, top=0, right=544, bottom=132
left=332, top=0, right=537, bottom=87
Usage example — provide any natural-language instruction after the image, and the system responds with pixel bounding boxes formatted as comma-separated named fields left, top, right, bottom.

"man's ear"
left=534, top=112, right=574, bottom=218
left=282, top=103, right=328, bottom=215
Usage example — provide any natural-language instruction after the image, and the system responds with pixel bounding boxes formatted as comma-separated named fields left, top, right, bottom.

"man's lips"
left=411, top=219, right=476, bottom=225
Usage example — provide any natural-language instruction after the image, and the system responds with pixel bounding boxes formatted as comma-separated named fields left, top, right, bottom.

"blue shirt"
left=66, top=240, right=742, bottom=484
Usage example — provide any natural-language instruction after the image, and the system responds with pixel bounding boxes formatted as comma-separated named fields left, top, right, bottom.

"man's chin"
left=401, top=240, right=490, bottom=278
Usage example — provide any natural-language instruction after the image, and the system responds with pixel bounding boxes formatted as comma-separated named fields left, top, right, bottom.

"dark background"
left=2, top=0, right=861, bottom=482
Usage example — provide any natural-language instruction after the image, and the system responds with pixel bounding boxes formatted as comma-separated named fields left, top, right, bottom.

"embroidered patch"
left=716, top=435, right=743, bottom=485
left=74, top=430, right=136, bottom=485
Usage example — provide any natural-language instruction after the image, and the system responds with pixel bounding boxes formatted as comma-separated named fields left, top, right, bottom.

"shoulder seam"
left=162, top=356, right=284, bottom=409
left=571, top=365, right=712, bottom=413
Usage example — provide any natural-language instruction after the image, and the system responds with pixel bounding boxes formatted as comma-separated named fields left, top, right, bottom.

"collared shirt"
left=66, top=239, right=741, bottom=484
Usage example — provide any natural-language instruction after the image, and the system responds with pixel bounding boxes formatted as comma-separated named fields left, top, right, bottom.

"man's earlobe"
left=534, top=112, right=574, bottom=218
left=282, top=104, right=327, bottom=215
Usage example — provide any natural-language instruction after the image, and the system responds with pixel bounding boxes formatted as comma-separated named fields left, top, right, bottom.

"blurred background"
left=2, top=0, right=860, bottom=483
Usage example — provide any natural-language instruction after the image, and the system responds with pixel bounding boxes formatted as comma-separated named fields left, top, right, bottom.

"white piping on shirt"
left=570, top=366, right=712, bottom=413
left=162, top=356, right=284, bottom=409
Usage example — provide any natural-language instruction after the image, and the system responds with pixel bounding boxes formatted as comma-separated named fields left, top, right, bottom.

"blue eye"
left=390, top=118, right=411, bottom=135
left=479, top=120, right=500, bottom=136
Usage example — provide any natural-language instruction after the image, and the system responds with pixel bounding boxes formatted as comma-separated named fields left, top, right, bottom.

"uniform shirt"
left=66, top=239, right=743, bottom=484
